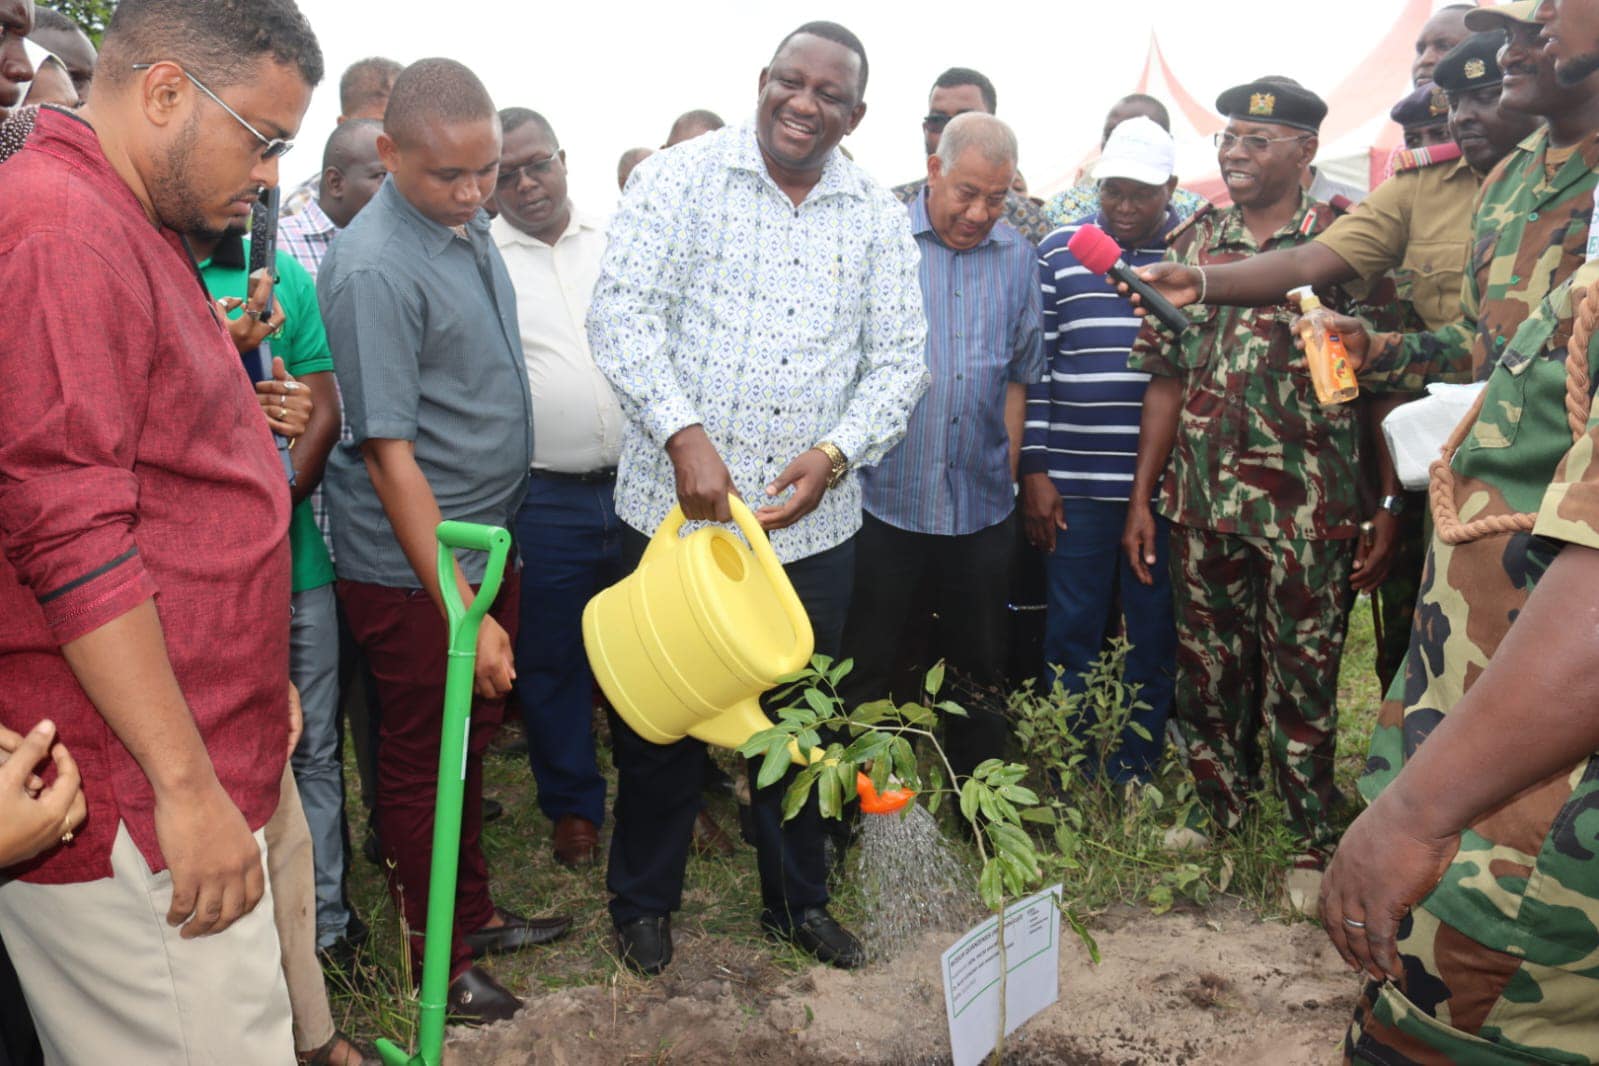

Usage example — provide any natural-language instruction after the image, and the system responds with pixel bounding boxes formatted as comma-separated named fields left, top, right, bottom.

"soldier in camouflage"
left=1340, top=2, right=1599, bottom=391
left=1124, top=79, right=1377, bottom=904
left=1316, top=3, right=1599, bottom=1061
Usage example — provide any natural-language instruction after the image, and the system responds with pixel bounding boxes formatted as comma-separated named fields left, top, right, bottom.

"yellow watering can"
left=583, top=495, right=819, bottom=764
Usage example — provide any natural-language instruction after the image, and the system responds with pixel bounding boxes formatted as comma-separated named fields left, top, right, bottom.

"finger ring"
left=60, top=830, right=73, bottom=844
left=279, top=404, right=287, bottom=420
left=1343, top=916, right=1367, bottom=929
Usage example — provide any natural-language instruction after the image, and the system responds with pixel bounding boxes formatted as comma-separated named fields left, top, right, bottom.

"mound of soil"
left=445, top=901, right=1358, bottom=1065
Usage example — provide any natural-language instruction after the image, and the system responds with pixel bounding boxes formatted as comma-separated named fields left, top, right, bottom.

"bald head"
left=936, top=112, right=1017, bottom=169
left=383, top=57, right=495, bottom=149
left=618, top=146, right=653, bottom=190
left=340, top=56, right=401, bottom=121
left=665, top=108, right=724, bottom=147
left=319, top=118, right=385, bottom=227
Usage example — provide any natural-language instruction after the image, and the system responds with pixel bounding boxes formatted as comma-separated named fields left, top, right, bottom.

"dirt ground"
left=444, top=900, right=1358, bottom=1065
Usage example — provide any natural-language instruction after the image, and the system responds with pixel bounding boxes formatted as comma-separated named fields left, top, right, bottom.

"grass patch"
left=328, top=597, right=1387, bottom=1045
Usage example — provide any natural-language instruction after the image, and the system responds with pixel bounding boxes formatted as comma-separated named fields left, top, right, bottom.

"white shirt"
left=586, top=123, right=929, bottom=563
left=492, top=204, right=623, bottom=472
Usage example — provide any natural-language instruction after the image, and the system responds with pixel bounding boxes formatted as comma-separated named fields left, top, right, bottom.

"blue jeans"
left=512, top=473, right=621, bottom=827
left=288, top=583, right=351, bottom=947
left=1041, top=498, right=1176, bottom=783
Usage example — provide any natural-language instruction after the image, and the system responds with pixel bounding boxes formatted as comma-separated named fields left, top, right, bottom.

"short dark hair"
left=30, top=7, right=84, bottom=35
left=771, top=20, right=868, bottom=98
left=671, top=109, right=724, bottom=134
left=383, top=57, right=496, bottom=148
left=322, top=117, right=381, bottom=171
left=98, top=0, right=323, bottom=90
left=931, top=67, right=996, bottom=113
left=339, top=56, right=402, bottom=116
left=1115, top=93, right=1171, bottom=130
left=498, top=106, right=557, bottom=146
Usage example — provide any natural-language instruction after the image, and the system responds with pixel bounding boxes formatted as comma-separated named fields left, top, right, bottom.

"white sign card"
left=941, top=884, right=1063, bottom=1066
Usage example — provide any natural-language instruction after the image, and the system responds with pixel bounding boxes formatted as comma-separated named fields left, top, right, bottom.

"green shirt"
left=1361, top=261, right=1599, bottom=973
left=1361, top=126, right=1599, bottom=392
left=198, top=233, right=335, bottom=593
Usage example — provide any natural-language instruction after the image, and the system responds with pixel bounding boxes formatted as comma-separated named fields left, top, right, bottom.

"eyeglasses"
left=494, top=154, right=559, bottom=190
left=922, top=110, right=978, bottom=132
left=1213, top=131, right=1310, bottom=153
left=132, top=62, right=294, bottom=160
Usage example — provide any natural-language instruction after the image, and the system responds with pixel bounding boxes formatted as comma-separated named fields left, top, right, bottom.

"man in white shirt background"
left=491, top=107, right=620, bottom=870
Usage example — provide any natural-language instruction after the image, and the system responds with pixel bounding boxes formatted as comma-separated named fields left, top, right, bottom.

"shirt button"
left=1529, top=212, right=1539, bottom=221
left=954, top=290, right=962, bottom=298
left=772, top=407, right=780, bottom=414
left=956, top=373, right=964, bottom=380
left=788, top=308, right=795, bottom=316
left=781, top=357, right=789, bottom=365
left=955, top=332, right=964, bottom=339
left=951, top=416, right=960, bottom=424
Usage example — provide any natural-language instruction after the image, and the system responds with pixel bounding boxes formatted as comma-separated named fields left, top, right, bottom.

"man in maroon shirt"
left=0, top=1, right=323, bottom=1062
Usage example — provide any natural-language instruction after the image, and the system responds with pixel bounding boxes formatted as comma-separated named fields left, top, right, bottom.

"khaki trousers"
left=264, top=762, right=337, bottom=1054
left=0, top=821, right=293, bottom=1065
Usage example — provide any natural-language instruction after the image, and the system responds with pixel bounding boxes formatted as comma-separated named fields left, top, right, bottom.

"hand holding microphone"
left=1067, top=223, right=1191, bottom=337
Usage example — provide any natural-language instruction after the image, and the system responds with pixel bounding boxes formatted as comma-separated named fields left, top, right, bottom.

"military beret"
left=1215, top=77, right=1328, bottom=133
left=1433, top=30, right=1508, bottom=94
left=1390, top=83, right=1451, bottom=130
left=1464, top=0, right=1541, bottom=31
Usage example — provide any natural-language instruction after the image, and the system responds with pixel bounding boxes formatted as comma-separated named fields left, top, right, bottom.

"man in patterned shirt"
left=890, top=67, right=1053, bottom=245
left=587, top=20, right=928, bottom=977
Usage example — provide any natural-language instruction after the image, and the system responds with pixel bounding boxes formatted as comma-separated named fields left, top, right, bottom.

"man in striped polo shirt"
left=843, top=112, right=1044, bottom=781
left=1020, top=117, right=1180, bottom=782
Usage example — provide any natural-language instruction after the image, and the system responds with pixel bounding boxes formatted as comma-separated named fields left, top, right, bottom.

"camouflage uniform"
left=1348, top=265, right=1599, bottom=1064
left=1360, top=126, right=1599, bottom=390
left=1129, top=192, right=1375, bottom=850
left=1318, top=145, right=1483, bottom=692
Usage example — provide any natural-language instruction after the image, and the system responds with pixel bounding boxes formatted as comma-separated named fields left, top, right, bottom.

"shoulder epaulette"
left=1164, top=202, right=1215, bottom=249
left=1391, top=141, right=1463, bottom=173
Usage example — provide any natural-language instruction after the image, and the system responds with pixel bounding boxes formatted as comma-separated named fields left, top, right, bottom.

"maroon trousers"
left=338, top=574, right=520, bottom=979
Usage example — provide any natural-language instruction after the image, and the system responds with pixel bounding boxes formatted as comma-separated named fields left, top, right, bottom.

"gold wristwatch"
left=814, top=440, right=849, bottom=490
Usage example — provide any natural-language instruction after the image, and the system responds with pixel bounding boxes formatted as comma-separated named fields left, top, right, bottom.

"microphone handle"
left=1108, top=260, right=1190, bottom=337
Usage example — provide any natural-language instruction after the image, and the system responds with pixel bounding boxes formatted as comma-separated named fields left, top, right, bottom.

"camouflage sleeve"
left=1357, top=318, right=1475, bottom=392
left=1126, top=242, right=1198, bottom=378
left=1531, top=267, right=1599, bottom=549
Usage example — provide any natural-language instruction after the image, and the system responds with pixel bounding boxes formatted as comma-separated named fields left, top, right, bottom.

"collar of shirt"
left=374, top=177, right=493, bottom=258
left=197, top=228, right=247, bottom=270
left=490, top=200, right=605, bottom=250
left=294, top=194, right=338, bottom=238
left=908, top=184, right=1016, bottom=251
left=1211, top=189, right=1320, bottom=254
left=724, top=121, right=867, bottom=206
left=1090, top=205, right=1182, bottom=253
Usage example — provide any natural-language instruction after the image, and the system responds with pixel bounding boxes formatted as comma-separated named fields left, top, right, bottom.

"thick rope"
left=1430, top=277, right=1599, bottom=545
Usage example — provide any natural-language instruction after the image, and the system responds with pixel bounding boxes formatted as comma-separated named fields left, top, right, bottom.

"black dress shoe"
left=483, top=797, right=504, bottom=823
left=764, top=907, right=864, bottom=970
left=615, top=915, right=672, bottom=976
left=464, top=906, right=572, bottom=957
left=446, top=964, right=522, bottom=1026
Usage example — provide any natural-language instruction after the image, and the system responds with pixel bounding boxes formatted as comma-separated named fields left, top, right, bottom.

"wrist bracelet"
left=1196, top=266, right=1208, bottom=306
left=814, top=440, right=849, bottom=490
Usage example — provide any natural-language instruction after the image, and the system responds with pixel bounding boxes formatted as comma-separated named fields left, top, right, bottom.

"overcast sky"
left=285, top=0, right=1455, bottom=213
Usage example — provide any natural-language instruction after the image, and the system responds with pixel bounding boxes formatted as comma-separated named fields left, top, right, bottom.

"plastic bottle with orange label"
left=1289, top=285, right=1360, bottom=406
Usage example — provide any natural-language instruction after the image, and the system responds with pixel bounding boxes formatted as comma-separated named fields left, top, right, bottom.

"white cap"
left=1092, top=116, right=1177, bottom=187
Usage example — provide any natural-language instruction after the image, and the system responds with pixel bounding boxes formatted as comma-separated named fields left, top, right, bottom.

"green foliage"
left=738, top=656, right=1057, bottom=916
left=39, top=0, right=116, bottom=44
left=1013, top=639, right=1303, bottom=920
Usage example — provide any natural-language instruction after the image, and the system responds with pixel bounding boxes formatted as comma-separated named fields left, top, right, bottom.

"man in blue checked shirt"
left=1019, top=117, right=1182, bottom=783
left=587, top=20, right=928, bottom=979
left=843, top=112, right=1045, bottom=783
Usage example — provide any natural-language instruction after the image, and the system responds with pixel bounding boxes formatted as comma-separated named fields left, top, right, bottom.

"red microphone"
left=1067, top=223, right=1191, bottom=336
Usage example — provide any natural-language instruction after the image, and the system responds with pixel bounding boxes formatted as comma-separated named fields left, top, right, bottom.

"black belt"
left=532, top=466, right=617, bottom=484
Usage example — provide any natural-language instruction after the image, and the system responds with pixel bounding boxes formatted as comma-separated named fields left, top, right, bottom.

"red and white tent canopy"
left=1045, top=0, right=1449, bottom=206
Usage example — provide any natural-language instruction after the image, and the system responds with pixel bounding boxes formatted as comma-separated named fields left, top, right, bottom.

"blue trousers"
left=607, top=526, right=852, bottom=928
left=512, top=473, right=620, bottom=828
left=288, top=583, right=351, bottom=947
left=1041, top=497, right=1176, bottom=782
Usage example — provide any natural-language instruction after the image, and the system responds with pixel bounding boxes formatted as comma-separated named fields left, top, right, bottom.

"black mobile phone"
left=248, top=185, right=280, bottom=306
